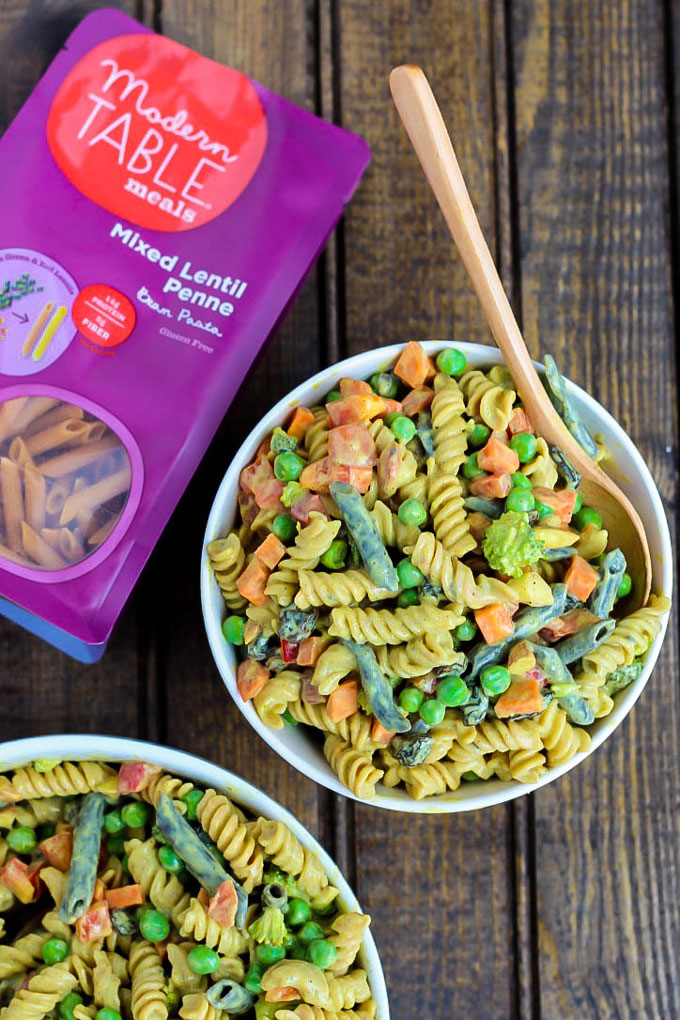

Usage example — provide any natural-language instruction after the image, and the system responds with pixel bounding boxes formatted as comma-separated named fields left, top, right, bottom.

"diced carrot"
left=339, top=377, right=373, bottom=396
left=329, top=463, right=374, bottom=493
left=0, top=858, right=34, bottom=903
left=93, top=879, right=106, bottom=902
left=328, top=423, right=376, bottom=467
left=394, top=341, right=434, bottom=388
left=531, top=487, right=579, bottom=525
left=371, top=720, right=395, bottom=744
left=297, top=636, right=331, bottom=666
left=300, top=456, right=333, bottom=494
left=326, top=394, right=387, bottom=426
left=75, top=901, right=112, bottom=943
left=287, top=406, right=316, bottom=441
left=255, top=533, right=286, bottom=570
left=265, top=987, right=300, bottom=1003
left=495, top=677, right=543, bottom=718
left=508, top=409, right=534, bottom=435
left=468, top=512, right=492, bottom=546
left=474, top=603, right=515, bottom=645
left=105, top=884, right=145, bottom=909
left=208, top=880, right=238, bottom=927
left=477, top=436, right=520, bottom=475
left=380, top=398, right=403, bottom=415
left=539, top=608, right=600, bottom=641
left=469, top=473, right=512, bottom=499
left=564, top=555, right=599, bottom=602
left=236, top=558, right=271, bottom=607
left=326, top=681, right=359, bottom=723
left=236, top=660, right=270, bottom=701
left=400, top=386, right=434, bottom=416
left=39, top=830, right=72, bottom=871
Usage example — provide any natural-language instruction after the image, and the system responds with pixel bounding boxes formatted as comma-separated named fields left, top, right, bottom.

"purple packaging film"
left=0, top=8, right=369, bottom=654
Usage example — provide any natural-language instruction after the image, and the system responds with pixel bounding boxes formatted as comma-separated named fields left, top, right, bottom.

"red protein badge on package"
left=0, top=9, right=369, bottom=660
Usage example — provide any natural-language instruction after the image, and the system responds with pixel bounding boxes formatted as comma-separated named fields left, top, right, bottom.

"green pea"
left=535, top=500, right=554, bottom=520
left=397, top=588, right=420, bottom=608
left=255, top=944, right=286, bottom=966
left=617, top=573, right=632, bottom=599
left=436, top=675, right=469, bottom=708
left=305, top=939, right=338, bottom=969
left=138, top=909, right=170, bottom=944
left=103, top=809, right=125, bottom=835
left=463, top=453, right=485, bottom=480
left=221, top=615, right=246, bottom=645
left=274, top=452, right=305, bottom=482
left=320, top=539, right=348, bottom=570
left=572, top=506, right=602, bottom=531
left=42, top=937, right=69, bottom=965
left=106, top=836, right=126, bottom=856
left=468, top=423, right=491, bottom=448
left=573, top=490, right=583, bottom=513
left=181, top=790, right=204, bottom=821
left=136, top=904, right=153, bottom=923
left=325, top=389, right=342, bottom=403
left=509, top=432, right=538, bottom=463
left=7, top=826, right=37, bottom=854
left=285, top=897, right=311, bottom=928
left=298, top=921, right=324, bottom=945
left=121, top=802, right=151, bottom=829
left=36, top=822, right=56, bottom=842
left=454, top=620, right=477, bottom=643
left=399, top=686, right=424, bottom=713
left=283, top=933, right=299, bottom=952
left=158, top=845, right=183, bottom=874
left=272, top=513, right=297, bottom=543
left=419, top=699, right=446, bottom=726
left=97, top=1009, right=122, bottom=1020
left=436, top=347, right=467, bottom=377
left=398, top=498, right=427, bottom=527
left=390, top=415, right=416, bottom=443
left=59, top=993, right=84, bottom=1020
left=511, top=471, right=532, bottom=490
left=505, top=488, right=535, bottom=513
left=187, top=945, right=221, bottom=974
left=480, top=664, right=512, bottom=697
left=290, top=943, right=308, bottom=961
left=397, top=558, right=424, bottom=590
left=383, top=412, right=400, bottom=428
left=370, top=371, right=399, bottom=398
left=244, top=967, right=263, bottom=995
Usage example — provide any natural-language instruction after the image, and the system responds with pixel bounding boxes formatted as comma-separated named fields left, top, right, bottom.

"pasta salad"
left=0, top=760, right=375, bottom=1020
left=210, top=341, right=670, bottom=801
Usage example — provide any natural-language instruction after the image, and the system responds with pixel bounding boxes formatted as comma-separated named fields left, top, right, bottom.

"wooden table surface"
left=1, top=2, right=678, bottom=1017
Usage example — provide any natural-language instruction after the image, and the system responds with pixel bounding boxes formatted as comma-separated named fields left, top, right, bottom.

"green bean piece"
left=543, top=355, right=599, bottom=458
left=540, top=547, right=576, bottom=563
left=550, top=446, right=581, bottom=489
left=463, top=496, right=504, bottom=519
left=587, top=549, right=627, bottom=618
left=60, top=793, right=105, bottom=923
left=391, top=732, right=434, bottom=767
left=554, top=619, right=616, bottom=666
left=155, top=794, right=247, bottom=929
left=556, top=693, right=594, bottom=726
left=524, top=642, right=575, bottom=688
left=329, top=482, right=399, bottom=592
left=342, top=640, right=411, bottom=733
left=206, top=981, right=255, bottom=1015
left=416, top=412, right=435, bottom=457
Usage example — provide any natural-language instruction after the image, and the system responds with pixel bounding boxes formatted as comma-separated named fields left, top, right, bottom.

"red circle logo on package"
left=47, top=34, right=267, bottom=232
left=72, top=284, right=136, bottom=347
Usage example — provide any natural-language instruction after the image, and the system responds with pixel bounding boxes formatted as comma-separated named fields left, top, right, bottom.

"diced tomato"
left=290, top=492, right=330, bottom=523
left=75, top=900, right=112, bottom=943
left=477, top=437, right=520, bottom=475
left=329, top=463, right=374, bottom=493
left=237, top=488, right=259, bottom=530
left=495, top=677, right=543, bottom=718
left=394, top=341, right=434, bottom=388
left=237, top=660, right=270, bottom=701
left=39, top=830, right=72, bottom=871
left=377, top=442, right=403, bottom=498
left=208, top=880, right=238, bottom=927
left=474, top=603, right=515, bottom=645
left=300, top=457, right=333, bottom=494
left=117, top=761, right=162, bottom=795
left=287, top=406, right=316, bottom=441
left=265, top=987, right=300, bottom=1003
left=371, top=720, right=395, bottom=744
left=401, top=386, right=434, bottom=416
left=241, top=455, right=285, bottom=510
left=469, top=473, right=512, bottom=499
left=301, top=680, right=325, bottom=704
left=326, top=394, right=387, bottom=426
left=328, top=424, right=376, bottom=468
left=327, top=681, right=359, bottom=723
left=564, top=555, right=599, bottom=602
left=281, top=640, right=299, bottom=664
left=105, top=884, right=145, bottom=909
left=236, top=558, right=271, bottom=607
left=256, top=533, right=286, bottom=570
left=468, top=512, right=492, bottom=546
left=531, top=487, right=579, bottom=525
left=339, top=377, right=373, bottom=396
left=539, top=608, right=600, bottom=641
left=297, top=636, right=330, bottom=666
left=508, top=409, right=534, bottom=436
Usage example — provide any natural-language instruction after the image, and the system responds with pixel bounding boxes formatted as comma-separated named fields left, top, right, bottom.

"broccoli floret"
left=604, top=658, right=645, bottom=696
left=263, top=868, right=299, bottom=895
left=482, top=511, right=544, bottom=579
left=248, top=905, right=288, bottom=946
left=165, top=982, right=181, bottom=1013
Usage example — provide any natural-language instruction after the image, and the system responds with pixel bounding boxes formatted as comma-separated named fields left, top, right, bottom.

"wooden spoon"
left=389, top=64, right=652, bottom=608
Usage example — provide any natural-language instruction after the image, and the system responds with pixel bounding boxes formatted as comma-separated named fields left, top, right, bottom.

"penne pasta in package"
left=0, top=9, right=369, bottom=660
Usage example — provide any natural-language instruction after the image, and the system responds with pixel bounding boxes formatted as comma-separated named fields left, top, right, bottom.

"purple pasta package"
left=0, top=8, right=369, bottom=661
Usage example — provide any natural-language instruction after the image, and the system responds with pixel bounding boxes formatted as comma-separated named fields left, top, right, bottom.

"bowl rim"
left=201, top=340, right=673, bottom=814
left=0, top=734, right=390, bottom=1019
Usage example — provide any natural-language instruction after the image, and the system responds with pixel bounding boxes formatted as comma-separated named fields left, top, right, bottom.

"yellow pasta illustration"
left=32, top=305, right=68, bottom=362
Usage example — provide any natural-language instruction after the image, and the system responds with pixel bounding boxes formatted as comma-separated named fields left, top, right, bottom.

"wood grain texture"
left=511, top=2, right=680, bottom=1018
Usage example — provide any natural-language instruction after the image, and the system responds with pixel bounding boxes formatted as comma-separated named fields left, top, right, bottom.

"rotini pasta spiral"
left=0, top=761, right=115, bottom=801
left=246, top=599, right=280, bottom=638
left=0, top=961, right=78, bottom=1020
left=178, top=899, right=249, bottom=957
left=431, top=373, right=468, bottom=474
left=327, top=913, right=371, bottom=976
left=0, top=931, right=50, bottom=979
left=166, top=945, right=207, bottom=996
left=251, top=818, right=304, bottom=875
left=327, top=603, right=462, bottom=645
left=254, top=670, right=302, bottom=729
left=574, top=522, right=609, bottom=561
left=92, top=950, right=121, bottom=1010
left=401, top=761, right=462, bottom=800
left=267, top=515, right=342, bottom=606
left=427, top=459, right=476, bottom=558
left=287, top=701, right=374, bottom=751
left=520, top=437, right=558, bottom=488
left=508, top=747, right=546, bottom=784
left=304, top=407, right=330, bottom=463
left=537, top=701, right=591, bottom=767
left=472, top=718, right=542, bottom=754
left=274, top=1006, right=375, bottom=1020
left=579, top=595, right=670, bottom=681
left=407, top=532, right=516, bottom=609
left=178, top=994, right=219, bottom=1020
left=195, top=788, right=264, bottom=892
left=140, top=772, right=194, bottom=813
left=129, top=941, right=168, bottom=1020
left=323, top=736, right=383, bottom=800
left=125, top=839, right=191, bottom=928
left=374, top=630, right=461, bottom=679
left=312, top=643, right=357, bottom=695
left=368, top=500, right=420, bottom=551
left=295, top=569, right=395, bottom=609
left=459, top=369, right=516, bottom=431
left=207, top=532, right=246, bottom=610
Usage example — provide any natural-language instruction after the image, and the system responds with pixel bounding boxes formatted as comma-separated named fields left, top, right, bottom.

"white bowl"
left=201, top=341, right=673, bottom=813
left=0, top=734, right=390, bottom=1017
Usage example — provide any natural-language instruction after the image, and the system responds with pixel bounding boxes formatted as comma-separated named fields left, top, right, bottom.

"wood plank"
left=336, top=3, right=517, bottom=1016
left=511, top=2, right=680, bottom=1016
